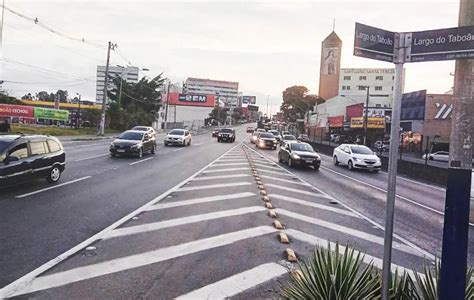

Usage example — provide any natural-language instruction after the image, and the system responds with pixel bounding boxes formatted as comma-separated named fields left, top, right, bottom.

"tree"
left=0, top=93, right=19, bottom=104
left=55, top=90, right=68, bottom=103
left=280, top=86, right=324, bottom=122
left=36, top=91, right=50, bottom=101
left=209, top=107, right=228, bottom=125
left=21, top=93, right=33, bottom=100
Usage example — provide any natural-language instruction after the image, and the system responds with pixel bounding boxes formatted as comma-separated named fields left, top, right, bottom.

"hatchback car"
left=212, top=128, right=220, bottom=138
left=164, top=129, right=192, bottom=146
left=422, top=151, right=449, bottom=162
left=281, top=134, right=297, bottom=145
left=217, top=128, right=236, bottom=143
left=256, top=132, right=277, bottom=150
left=0, top=135, right=66, bottom=185
left=110, top=130, right=155, bottom=157
left=333, top=144, right=381, bottom=171
left=279, top=142, right=321, bottom=170
left=246, top=127, right=254, bottom=133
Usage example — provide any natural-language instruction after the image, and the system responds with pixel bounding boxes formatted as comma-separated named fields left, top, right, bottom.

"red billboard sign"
left=167, top=93, right=216, bottom=107
left=0, top=104, right=34, bottom=118
left=328, top=116, right=344, bottom=128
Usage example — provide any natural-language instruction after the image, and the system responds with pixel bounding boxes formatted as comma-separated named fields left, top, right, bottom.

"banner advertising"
left=350, top=117, right=385, bottom=129
left=328, top=116, right=344, bottom=128
left=0, top=104, right=34, bottom=118
left=168, top=93, right=216, bottom=107
left=242, top=96, right=256, bottom=104
left=34, top=107, right=70, bottom=121
left=248, top=104, right=259, bottom=112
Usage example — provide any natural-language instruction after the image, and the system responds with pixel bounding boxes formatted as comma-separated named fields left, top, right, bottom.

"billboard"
left=0, top=104, right=34, bottom=118
left=167, top=93, right=216, bottom=107
left=242, top=96, right=256, bottom=104
left=328, top=116, right=344, bottom=128
left=350, top=117, right=385, bottom=129
left=34, top=107, right=70, bottom=121
left=401, top=90, right=426, bottom=120
left=248, top=104, right=259, bottom=112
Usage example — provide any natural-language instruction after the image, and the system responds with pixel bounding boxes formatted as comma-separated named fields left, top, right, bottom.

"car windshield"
left=260, top=133, right=274, bottom=138
left=220, top=129, right=233, bottom=133
left=283, top=135, right=296, bottom=140
left=169, top=130, right=185, bottom=136
left=0, top=141, right=8, bottom=155
left=269, top=131, right=279, bottom=135
left=299, top=135, right=308, bottom=138
left=291, top=143, right=314, bottom=152
left=133, top=127, right=147, bottom=131
left=119, top=132, right=144, bottom=140
left=351, top=146, right=374, bottom=155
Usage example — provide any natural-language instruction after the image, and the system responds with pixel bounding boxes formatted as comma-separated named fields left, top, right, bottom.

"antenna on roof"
left=333, top=18, right=336, bottom=31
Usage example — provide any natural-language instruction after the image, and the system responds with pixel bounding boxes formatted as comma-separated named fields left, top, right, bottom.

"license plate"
left=305, top=159, right=313, bottom=163
left=117, top=150, right=125, bottom=153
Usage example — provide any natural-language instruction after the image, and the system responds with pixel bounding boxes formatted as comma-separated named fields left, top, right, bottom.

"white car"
left=131, top=126, right=156, bottom=140
left=164, top=129, right=192, bottom=146
left=422, top=151, right=449, bottom=162
left=333, top=144, right=381, bottom=172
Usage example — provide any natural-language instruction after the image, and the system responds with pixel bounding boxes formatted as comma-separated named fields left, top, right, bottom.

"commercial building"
left=96, top=66, right=139, bottom=103
left=318, top=31, right=342, bottom=101
left=162, top=93, right=216, bottom=129
left=185, top=77, right=239, bottom=108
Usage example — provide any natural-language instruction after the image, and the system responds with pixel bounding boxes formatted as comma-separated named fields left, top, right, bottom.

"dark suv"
left=0, top=135, right=66, bottom=185
left=217, top=128, right=236, bottom=143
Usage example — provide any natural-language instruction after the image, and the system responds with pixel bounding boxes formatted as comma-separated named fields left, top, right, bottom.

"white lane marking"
left=265, top=183, right=332, bottom=199
left=203, top=167, right=250, bottom=173
left=65, top=143, right=109, bottom=149
left=194, top=143, right=203, bottom=146
left=176, top=262, right=287, bottom=299
left=102, top=206, right=267, bottom=239
left=177, top=182, right=251, bottom=192
left=192, top=174, right=251, bottom=181
left=277, top=209, right=423, bottom=258
left=173, top=148, right=185, bottom=152
left=259, top=175, right=309, bottom=186
left=212, top=162, right=249, bottom=167
left=245, top=144, right=436, bottom=260
left=0, top=142, right=244, bottom=299
left=321, top=166, right=474, bottom=227
left=270, top=194, right=358, bottom=218
left=253, top=163, right=282, bottom=171
left=15, top=176, right=91, bottom=199
left=145, top=192, right=256, bottom=211
left=129, top=157, right=154, bottom=166
left=73, top=153, right=109, bottom=162
left=217, top=159, right=247, bottom=163
left=8, top=226, right=277, bottom=297
left=286, top=229, right=418, bottom=277
left=256, top=169, right=293, bottom=177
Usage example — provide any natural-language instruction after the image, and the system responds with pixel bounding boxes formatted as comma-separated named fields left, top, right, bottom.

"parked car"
left=268, top=130, right=282, bottom=142
left=281, top=134, right=297, bottom=145
left=131, top=126, right=156, bottom=140
left=250, top=132, right=259, bottom=144
left=246, top=127, right=254, bottom=133
left=0, top=134, right=66, bottom=185
left=422, top=151, right=449, bottom=162
left=110, top=130, right=155, bottom=157
left=164, top=129, right=192, bottom=146
left=217, top=128, right=236, bottom=143
left=278, top=142, right=321, bottom=170
left=333, top=144, right=381, bottom=172
left=212, top=128, right=220, bottom=138
left=256, top=132, right=278, bottom=150
left=330, top=134, right=340, bottom=143
left=297, top=134, right=309, bottom=142
left=374, top=140, right=390, bottom=152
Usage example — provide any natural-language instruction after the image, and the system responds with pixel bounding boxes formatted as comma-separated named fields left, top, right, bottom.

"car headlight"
left=110, top=142, right=115, bottom=147
left=352, top=157, right=361, bottom=162
left=292, top=154, right=301, bottom=159
left=132, top=143, right=142, bottom=149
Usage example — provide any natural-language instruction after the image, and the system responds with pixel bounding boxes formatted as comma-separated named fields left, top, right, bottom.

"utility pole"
left=98, top=41, right=115, bottom=135
left=164, top=81, right=170, bottom=131
left=439, top=0, right=473, bottom=298
left=0, top=0, right=5, bottom=87
left=76, top=93, right=81, bottom=128
left=364, top=86, right=370, bottom=146
left=266, top=95, right=269, bottom=118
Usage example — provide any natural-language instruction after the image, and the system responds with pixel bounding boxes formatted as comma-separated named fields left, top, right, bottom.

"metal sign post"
left=354, top=18, right=474, bottom=299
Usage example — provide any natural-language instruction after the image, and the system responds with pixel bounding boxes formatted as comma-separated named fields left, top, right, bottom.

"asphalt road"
left=0, top=128, right=472, bottom=298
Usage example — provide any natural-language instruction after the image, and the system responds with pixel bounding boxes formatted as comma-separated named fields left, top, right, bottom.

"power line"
left=1, top=4, right=106, bottom=48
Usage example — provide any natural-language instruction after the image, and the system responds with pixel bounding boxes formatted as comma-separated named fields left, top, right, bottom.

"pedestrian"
left=0, top=118, right=11, bottom=133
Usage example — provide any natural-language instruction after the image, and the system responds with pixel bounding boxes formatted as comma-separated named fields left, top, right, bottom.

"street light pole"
left=98, top=41, right=115, bottom=136
left=364, top=86, right=370, bottom=146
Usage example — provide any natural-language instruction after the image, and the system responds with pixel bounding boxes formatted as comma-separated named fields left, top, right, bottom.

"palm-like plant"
left=282, top=243, right=381, bottom=299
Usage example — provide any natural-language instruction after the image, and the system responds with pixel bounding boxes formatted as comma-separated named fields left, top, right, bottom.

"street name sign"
left=354, top=23, right=395, bottom=62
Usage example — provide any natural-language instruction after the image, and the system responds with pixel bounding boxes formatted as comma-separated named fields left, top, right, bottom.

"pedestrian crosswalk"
left=0, top=143, right=431, bottom=299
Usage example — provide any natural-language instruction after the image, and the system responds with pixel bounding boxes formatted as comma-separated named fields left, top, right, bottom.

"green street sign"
left=34, top=107, right=70, bottom=121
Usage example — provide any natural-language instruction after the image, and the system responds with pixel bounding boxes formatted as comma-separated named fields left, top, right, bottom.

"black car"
left=268, top=130, right=282, bottom=142
left=217, top=128, right=236, bottom=143
left=256, top=132, right=278, bottom=150
left=110, top=130, right=155, bottom=158
left=278, top=142, right=321, bottom=170
left=0, top=135, right=66, bottom=185
left=212, top=128, right=220, bottom=138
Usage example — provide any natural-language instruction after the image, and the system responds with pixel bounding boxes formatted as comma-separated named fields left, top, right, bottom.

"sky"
left=1, top=0, right=461, bottom=114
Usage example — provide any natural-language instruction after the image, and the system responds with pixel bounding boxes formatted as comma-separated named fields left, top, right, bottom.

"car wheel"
left=151, top=145, right=155, bottom=154
left=47, top=166, right=62, bottom=183
left=164, top=142, right=168, bottom=147
left=288, top=158, right=293, bottom=168
left=188, top=140, right=191, bottom=146
left=429, top=156, right=434, bottom=161
left=138, top=148, right=143, bottom=158
left=313, top=165, right=320, bottom=171
left=111, top=153, right=116, bottom=158
left=333, top=156, right=339, bottom=166
left=348, top=160, right=354, bottom=170
left=217, top=139, right=221, bottom=143
left=278, top=154, right=283, bottom=163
